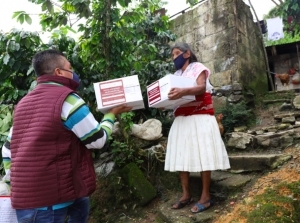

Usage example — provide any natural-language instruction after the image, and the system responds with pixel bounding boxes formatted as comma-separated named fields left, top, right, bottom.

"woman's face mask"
left=173, top=52, right=189, bottom=70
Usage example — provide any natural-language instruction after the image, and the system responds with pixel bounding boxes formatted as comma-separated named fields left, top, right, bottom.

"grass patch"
left=246, top=181, right=300, bottom=223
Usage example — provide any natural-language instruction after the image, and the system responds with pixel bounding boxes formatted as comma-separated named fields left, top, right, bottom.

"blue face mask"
left=59, top=68, right=80, bottom=84
left=72, top=72, right=80, bottom=84
left=173, top=52, right=189, bottom=70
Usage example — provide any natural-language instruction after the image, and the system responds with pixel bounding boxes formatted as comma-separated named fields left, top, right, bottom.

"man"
left=1, top=49, right=132, bottom=222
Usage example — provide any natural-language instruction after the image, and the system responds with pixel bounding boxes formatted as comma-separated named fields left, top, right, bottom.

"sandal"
left=171, top=197, right=193, bottom=209
left=191, top=199, right=213, bottom=213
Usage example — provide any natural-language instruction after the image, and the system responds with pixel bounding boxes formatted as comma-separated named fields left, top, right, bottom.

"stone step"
left=263, top=99, right=292, bottom=104
left=158, top=171, right=253, bottom=223
left=157, top=152, right=293, bottom=222
left=228, top=153, right=292, bottom=173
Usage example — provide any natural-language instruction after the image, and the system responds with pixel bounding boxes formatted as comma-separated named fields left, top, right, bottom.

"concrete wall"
left=169, top=0, right=268, bottom=96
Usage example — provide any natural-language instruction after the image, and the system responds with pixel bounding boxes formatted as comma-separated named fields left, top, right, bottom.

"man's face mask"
left=72, top=72, right=80, bottom=84
left=60, top=68, right=80, bottom=84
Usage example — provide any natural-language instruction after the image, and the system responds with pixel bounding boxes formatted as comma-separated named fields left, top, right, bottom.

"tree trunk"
left=270, top=0, right=280, bottom=6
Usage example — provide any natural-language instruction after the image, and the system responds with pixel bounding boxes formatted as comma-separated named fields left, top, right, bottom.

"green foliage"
left=0, top=105, right=13, bottom=149
left=0, top=29, right=42, bottom=104
left=4, top=0, right=177, bottom=168
left=12, top=11, right=32, bottom=25
left=111, top=112, right=144, bottom=167
left=247, top=181, right=300, bottom=223
left=265, top=31, right=300, bottom=47
left=216, top=101, right=254, bottom=133
left=264, top=0, right=300, bottom=46
left=0, top=28, right=80, bottom=148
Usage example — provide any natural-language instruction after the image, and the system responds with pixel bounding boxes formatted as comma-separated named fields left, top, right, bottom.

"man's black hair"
left=171, top=42, right=198, bottom=63
left=32, top=49, right=66, bottom=77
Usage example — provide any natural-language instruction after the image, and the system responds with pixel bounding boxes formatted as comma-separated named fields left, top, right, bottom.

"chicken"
left=216, top=113, right=224, bottom=136
left=275, top=73, right=290, bottom=90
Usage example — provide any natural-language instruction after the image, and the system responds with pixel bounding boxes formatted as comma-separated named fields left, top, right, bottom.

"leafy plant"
left=264, top=30, right=300, bottom=46
left=0, top=105, right=13, bottom=149
left=3, top=0, right=178, bottom=168
left=110, top=112, right=144, bottom=167
left=216, top=101, right=254, bottom=133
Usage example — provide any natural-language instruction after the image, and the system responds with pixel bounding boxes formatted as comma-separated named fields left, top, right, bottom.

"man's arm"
left=61, top=93, right=119, bottom=149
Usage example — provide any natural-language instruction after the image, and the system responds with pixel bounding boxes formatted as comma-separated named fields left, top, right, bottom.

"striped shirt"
left=1, top=88, right=115, bottom=210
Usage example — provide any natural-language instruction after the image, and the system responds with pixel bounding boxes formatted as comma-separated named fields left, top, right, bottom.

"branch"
left=270, top=0, right=280, bottom=7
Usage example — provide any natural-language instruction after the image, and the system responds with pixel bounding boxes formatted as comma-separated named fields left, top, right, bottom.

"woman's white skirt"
left=164, top=114, right=230, bottom=172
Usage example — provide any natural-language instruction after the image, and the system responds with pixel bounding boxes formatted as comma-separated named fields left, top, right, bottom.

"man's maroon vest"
left=10, top=75, right=96, bottom=209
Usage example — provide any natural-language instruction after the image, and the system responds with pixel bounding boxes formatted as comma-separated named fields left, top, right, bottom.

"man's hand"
left=168, top=88, right=184, bottom=100
left=108, top=104, right=133, bottom=115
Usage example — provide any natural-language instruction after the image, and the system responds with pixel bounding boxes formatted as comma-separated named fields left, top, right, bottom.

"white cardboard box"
left=147, top=74, right=195, bottom=109
left=93, top=75, right=145, bottom=114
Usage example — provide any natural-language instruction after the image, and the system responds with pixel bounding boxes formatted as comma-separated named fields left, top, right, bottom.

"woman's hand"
left=168, top=88, right=185, bottom=100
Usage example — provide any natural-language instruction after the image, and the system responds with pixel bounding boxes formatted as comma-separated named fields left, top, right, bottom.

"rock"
left=233, top=91, right=242, bottom=95
left=228, top=94, right=244, bottom=103
left=255, top=130, right=295, bottom=149
left=274, top=111, right=300, bottom=119
left=293, top=95, right=300, bottom=109
left=232, top=82, right=243, bottom=91
left=227, top=132, right=253, bottom=149
left=282, top=116, right=295, bottom=123
left=211, top=172, right=252, bottom=190
left=212, top=96, right=227, bottom=111
left=279, top=103, right=293, bottom=111
left=214, top=85, right=233, bottom=97
left=100, top=152, right=109, bottom=159
left=277, top=123, right=291, bottom=130
left=120, top=163, right=156, bottom=206
left=270, top=154, right=293, bottom=169
left=234, top=126, right=247, bottom=132
left=112, top=122, right=121, bottom=136
left=131, top=119, right=163, bottom=140
left=132, top=137, right=157, bottom=148
left=95, top=161, right=115, bottom=177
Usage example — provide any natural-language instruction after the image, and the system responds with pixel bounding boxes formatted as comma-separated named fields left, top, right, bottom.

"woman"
left=164, top=42, right=230, bottom=213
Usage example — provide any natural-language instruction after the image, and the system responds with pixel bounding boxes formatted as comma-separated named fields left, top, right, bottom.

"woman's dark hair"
left=171, top=42, right=198, bottom=63
left=32, top=49, right=66, bottom=77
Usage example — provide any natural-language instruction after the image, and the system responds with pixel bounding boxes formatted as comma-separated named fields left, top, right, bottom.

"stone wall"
left=169, top=0, right=268, bottom=107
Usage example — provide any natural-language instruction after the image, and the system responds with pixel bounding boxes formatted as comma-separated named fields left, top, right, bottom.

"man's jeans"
left=16, top=197, right=90, bottom=223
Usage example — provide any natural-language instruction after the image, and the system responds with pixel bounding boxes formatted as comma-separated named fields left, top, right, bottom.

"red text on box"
left=99, top=80, right=126, bottom=107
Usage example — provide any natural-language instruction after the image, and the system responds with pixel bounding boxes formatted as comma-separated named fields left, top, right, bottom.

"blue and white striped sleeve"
left=61, top=93, right=115, bottom=149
